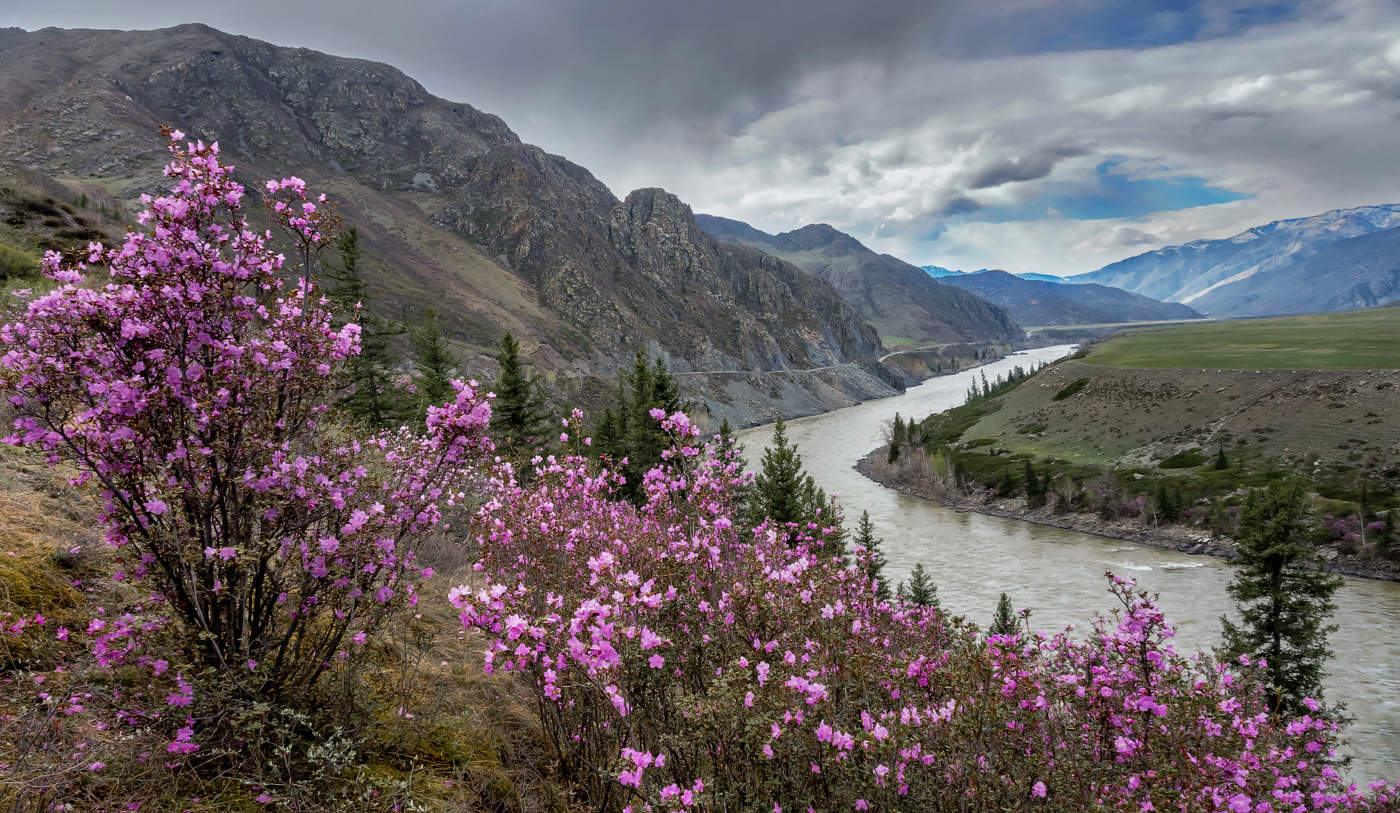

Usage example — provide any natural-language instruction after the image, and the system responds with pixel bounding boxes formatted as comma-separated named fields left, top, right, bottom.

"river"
left=737, top=346, right=1400, bottom=785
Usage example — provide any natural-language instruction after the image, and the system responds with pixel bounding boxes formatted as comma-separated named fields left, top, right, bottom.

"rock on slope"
left=939, top=269, right=1201, bottom=327
left=0, top=23, right=898, bottom=425
left=697, top=215, right=1024, bottom=346
left=1070, top=205, right=1400, bottom=318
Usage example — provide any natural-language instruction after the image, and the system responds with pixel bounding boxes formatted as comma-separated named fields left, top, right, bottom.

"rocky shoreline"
left=855, top=449, right=1400, bottom=583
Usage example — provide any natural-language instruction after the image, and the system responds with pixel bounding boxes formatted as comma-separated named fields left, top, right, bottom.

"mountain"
left=697, top=216, right=1023, bottom=346
left=920, top=265, right=1063, bottom=285
left=0, top=24, right=900, bottom=425
left=1070, top=205, right=1400, bottom=317
left=921, top=265, right=967, bottom=278
left=938, top=270, right=1201, bottom=327
left=1015, top=272, right=1066, bottom=284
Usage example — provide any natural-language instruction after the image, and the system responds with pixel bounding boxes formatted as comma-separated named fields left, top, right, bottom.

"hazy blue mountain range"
left=920, top=265, right=1062, bottom=284
left=1070, top=205, right=1400, bottom=317
left=0, top=24, right=918, bottom=424
left=938, top=270, right=1201, bottom=327
left=696, top=215, right=1023, bottom=346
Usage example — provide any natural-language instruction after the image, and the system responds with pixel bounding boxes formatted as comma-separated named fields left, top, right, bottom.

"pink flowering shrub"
left=458, top=411, right=1395, bottom=811
left=0, top=131, right=493, bottom=704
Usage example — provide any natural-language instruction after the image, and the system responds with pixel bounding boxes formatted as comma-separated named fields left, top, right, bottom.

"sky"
left=4, top=0, right=1400, bottom=276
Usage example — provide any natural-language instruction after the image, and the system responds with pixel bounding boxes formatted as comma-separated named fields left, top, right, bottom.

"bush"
left=456, top=413, right=1393, bottom=811
left=1051, top=377, right=1090, bottom=401
left=1159, top=448, right=1210, bottom=469
left=0, top=131, right=497, bottom=804
left=0, top=240, right=38, bottom=279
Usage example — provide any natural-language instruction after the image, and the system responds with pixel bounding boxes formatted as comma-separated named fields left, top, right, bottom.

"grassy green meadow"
left=1083, top=307, right=1400, bottom=369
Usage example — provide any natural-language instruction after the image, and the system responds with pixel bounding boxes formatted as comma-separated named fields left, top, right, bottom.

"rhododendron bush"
left=0, top=132, right=492, bottom=703
left=458, top=411, right=1395, bottom=811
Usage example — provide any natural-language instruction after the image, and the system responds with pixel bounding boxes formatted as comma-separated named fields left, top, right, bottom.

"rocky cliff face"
left=0, top=24, right=899, bottom=424
left=696, top=215, right=1024, bottom=346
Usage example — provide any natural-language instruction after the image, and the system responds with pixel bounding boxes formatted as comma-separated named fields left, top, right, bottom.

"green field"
left=1084, top=307, right=1400, bottom=369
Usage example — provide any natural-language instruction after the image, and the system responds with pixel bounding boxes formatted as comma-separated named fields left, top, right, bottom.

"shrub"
left=0, top=131, right=496, bottom=798
left=1051, top=377, right=1091, bottom=401
left=1159, top=448, right=1210, bottom=469
left=456, top=412, right=1394, bottom=811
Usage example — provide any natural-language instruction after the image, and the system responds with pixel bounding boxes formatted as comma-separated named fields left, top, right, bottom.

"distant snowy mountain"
left=1068, top=204, right=1400, bottom=317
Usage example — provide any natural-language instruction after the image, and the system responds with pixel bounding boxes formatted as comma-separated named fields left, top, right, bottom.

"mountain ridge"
left=939, top=269, right=1202, bottom=327
left=696, top=214, right=1024, bottom=346
left=1070, top=204, right=1400, bottom=317
left=0, top=23, right=907, bottom=425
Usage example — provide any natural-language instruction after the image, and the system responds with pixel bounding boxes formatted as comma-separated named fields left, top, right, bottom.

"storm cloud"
left=6, top=0, right=1400, bottom=276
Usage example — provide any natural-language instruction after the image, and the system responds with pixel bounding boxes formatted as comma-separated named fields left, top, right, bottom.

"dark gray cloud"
left=966, top=146, right=1086, bottom=189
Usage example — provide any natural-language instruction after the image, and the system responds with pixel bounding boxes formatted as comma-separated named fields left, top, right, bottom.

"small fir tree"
left=1024, top=460, right=1045, bottom=508
left=852, top=510, right=891, bottom=600
left=1220, top=482, right=1342, bottom=716
left=490, top=331, right=550, bottom=453
left=748, top=417, right=816, bottom=538
left=325, top=227, right=406, bottom=428
left=898, top=563, right=939, bottom=608
left=990, top=592, right=1019, bottom=636
left=412, top=308, right=457, bottom=413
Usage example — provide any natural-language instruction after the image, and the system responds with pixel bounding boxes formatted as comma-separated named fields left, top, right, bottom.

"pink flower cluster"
left=0, top=131, right=494, bottom=763
left=457, top=412, right=1396, bottom=811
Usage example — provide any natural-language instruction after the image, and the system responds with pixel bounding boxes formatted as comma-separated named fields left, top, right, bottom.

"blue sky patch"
left=972, top=159, right=1247, bottom=222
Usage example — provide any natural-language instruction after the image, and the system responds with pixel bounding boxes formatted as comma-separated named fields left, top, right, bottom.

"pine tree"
left=490, top=331, right=550, bottom=453
left=812, top=490, right=848, bottom=558
left=852, top=510, right=891, bottom=600
left=1154, top=482, right=1180, bottom=523
left=888, top=413, right=904, bottom=464
left=325, top=227, right=405, bottom=428
left=1024, top=460, right=1045, bottom=508
left=990, top=592, right=1018, bottom=636
left=898, top=563, right=939, bottom=608
left=1221, top=482, right=1342, bottom=716
left=1213, top=445, right=1230, bottom=470
left=749, top=417, right=812, bottom=538
left=412, top=308, right=456, bottom=413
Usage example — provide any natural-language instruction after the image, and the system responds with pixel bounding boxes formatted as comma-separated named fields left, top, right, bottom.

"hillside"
left=0, top=24, right=901, bottom=427
left=696, top=215, right=1024, bottom=347
left=1070, top=205, right=1400, bottom=318
left=938, top=269, right=1201, bottom=327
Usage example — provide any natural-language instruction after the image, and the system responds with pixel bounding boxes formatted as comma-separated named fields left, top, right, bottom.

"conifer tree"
left=852, top=510, right=891, bottom=600
left=412, top=308, right=456, bottom=413
left=897, top=563, right=939, bottom=608
left=1154, top=482, right=1180, bottom=523
left=325, top=227, right=404, bottom=428
left=990, top=592, right=1018, bottom=636
left=1213, top=445, right=1230, bottom=470
left=749, top=417, right=814, bottom=538
left=1024, top=460, right=1045, bottom=508
left=490, top=331, right=549, bottom=453
left=888, top=413, right=904, bottom=463
left=1221, top=482, right=1342, bottom=716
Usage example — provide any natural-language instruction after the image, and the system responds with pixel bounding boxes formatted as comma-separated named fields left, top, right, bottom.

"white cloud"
left=616, top=0, right=1400, bottom=276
